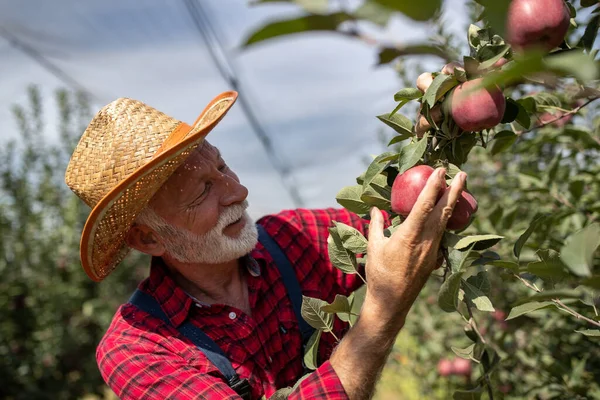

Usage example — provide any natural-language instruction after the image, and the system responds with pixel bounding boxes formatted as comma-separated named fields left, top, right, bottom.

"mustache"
left=218, top=200, right=249, bottom=228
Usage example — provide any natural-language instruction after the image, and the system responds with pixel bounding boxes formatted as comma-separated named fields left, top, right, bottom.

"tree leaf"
left=466, top=272, right=491, bottom=296
left=423, top=74, right=458, bottom=108
left=377, top=45, right=450, bottom=65
left=353, top=0, right=392, bottom=26
left=526, top=249, right=569, bottom=280
left=487, top=260, right=520, bottom=272
left=362, top=152, right=395, bottom=191
left=444, top=233, right=504, bottom=251
left=453, top=387, right=483, bottom=400
left=398, top=135, right=428, bottom=174
left=301, top=296, right=334, bottom=331
left=506, top=301, right=555, bottom=320
left=489, top=130, right=517, bottom=156
left=388, top=132, right=413, bottom=146
left=581, top=276, right=600, bottom=289
left=544, top=50, right=599, bottom=82
left=377, top=113, right=414, bottom=136
left=578, top=13, right=600, bottom=51
left=560, top=223, right=600, bottom=277
left=270, top=387, right=294, bottom=400
left=576, top=329, right=600, bottom=337
left=251, top=0, right=329, bottom=14
left=243, top=12, right=353, bottom=46
left=336, top=185, right=371, bottom=214
left=371, top=0, right=441, bottom=21
left=513, top=214, right=548, bottom=259
left=302, top=329, right=322, bottom=370
left=476, top=0, right=511, bottom=38
left=321, top=294, right=351, bottom=314
left=327, top=227, right=359, bottom=274
left=438, top=272, right=464, bottom=312
left=394, top=87, right=423, bottom=102
left=451, top=343, right=476, bottom=360
left=463, top=279, right=495, bottom=312
left=332, top=221, right=368, bottom=253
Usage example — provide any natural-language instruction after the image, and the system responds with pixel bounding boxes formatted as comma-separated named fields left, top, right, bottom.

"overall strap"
left=128, top=290, right=251, bottom=399
left=256, top=224, right=315, bottom=345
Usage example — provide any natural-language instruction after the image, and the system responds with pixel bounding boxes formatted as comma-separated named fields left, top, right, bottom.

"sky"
left=0, top=0, right=469, bottom=219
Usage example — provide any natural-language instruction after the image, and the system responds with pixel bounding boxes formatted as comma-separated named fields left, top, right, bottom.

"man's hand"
left=364, top=167, right=466, bottom=325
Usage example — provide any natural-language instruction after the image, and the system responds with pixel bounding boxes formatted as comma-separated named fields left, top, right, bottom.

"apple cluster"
left=437, top=357, right=472, bottom=377
left=390, top=0, right=571, bottom=231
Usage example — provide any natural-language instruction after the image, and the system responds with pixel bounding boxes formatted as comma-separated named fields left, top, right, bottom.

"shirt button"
left=268, top=356, right=273, bottom=363
left=228, top=312, right=237, bottom=320
left=279, top=324, right=287, bottom=334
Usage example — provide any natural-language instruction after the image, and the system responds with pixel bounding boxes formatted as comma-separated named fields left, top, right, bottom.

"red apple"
left=437, top=359, right=453, bottom=376
left=493, top=57, right=509, bottom=68
left=391, top=165, right=445, bottom=217
left=446, top=190, right=478, bottom=231
left=538, top=110, right=572, bottom=127
left=441, top=62, right=462, bottom=75
left=506, top=0, right=570, bottom=52
left=452, top=358, right=472, bottom=376
left=450, top=79, right=506, bottom=132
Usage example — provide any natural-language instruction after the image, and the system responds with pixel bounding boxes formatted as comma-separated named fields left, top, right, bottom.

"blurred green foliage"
left=0, top=86, right=148, bottom=400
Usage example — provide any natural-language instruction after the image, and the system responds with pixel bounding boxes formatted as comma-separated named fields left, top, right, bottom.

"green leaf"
left=544, top=153, right=561, bottom=186
left=477, top=0, right=511, bottom=38
left=463, top=279, right=495, bottom=312
left=377, top=113, right=414, bottom=136
left=362, top=152, right=395, bottom=191
left=301, top=296, right=334, bottom=331
left=581, top=0, right=598, bottom=7
left=451, top=343, right=476, bottom=359
left=527, top=249, right=569, bottom=279
left=303, top=329, right=322, bottom=370
left=353, top=0, right=392, bottom=26
left=560, top=223, right=600, bottom=277
left=251, top=0, right=329, bottom=14
left=336, top=185, right=371, bottom=214
left=506, top=301, right=555, bottom=320
left=371, top=0, right=441, bottom=21
left=576, top=329, right=600, bottom=337
left=377, top=45, right=450, bottom=65
left=388, top=133, right=412, bottom=146
left=398, top=135, right=428, bottom=174
left=270, top=387, right=294, bottom=400
left=513, top=214, right=548, bottom=259
left=346, top=285, right=366, bottom=325
left=423, top=74, right=458, bottom=108
left=501, top=98, right=519, bottom=124
left=394, top=87, right=423, bottom=102
left=487, top=260, right=520, bottom=272
left=544, top=50, right=599, bottom=82
left=453, top=387, right=483, bottom=400
left=514, top=100, right=531, bottom=129
left=581, top=276, right=600, bottom=289
left=438, top=272, right=464, bottom=312
left=489, top=130, right=517, bottom=156
left=563, top=128, right=600, bottom=150
left=321, top=294, right=351, bottom=314
left=332, top=221, right=368, bottom=253
left=444, top=233, right=504, bottom=251
left=327, top=227, right=359, bottom=274
left=478, top=45, right=510, bottom=70
left=466, top=272, right=491, bottom=296
left=578, top=14, right=600, bottom=51
left=243, top=12, right=353, bottom=46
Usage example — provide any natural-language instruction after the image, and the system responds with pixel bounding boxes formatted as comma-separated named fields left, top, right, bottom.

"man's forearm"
left=329, top=301, right=407, bottom=400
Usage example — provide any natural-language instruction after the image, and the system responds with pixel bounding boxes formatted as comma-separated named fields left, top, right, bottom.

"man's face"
left=145, top=141, right=258, bottom=264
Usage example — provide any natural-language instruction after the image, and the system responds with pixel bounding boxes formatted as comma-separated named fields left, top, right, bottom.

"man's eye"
left=218, top=164, right=228, bottom=172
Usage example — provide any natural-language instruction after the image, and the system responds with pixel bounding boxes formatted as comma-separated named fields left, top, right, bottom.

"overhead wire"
left=181, top=0, right=305, bottom=208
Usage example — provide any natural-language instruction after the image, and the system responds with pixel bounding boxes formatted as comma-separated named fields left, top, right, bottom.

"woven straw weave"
left=65, top=95, right=234, bottom=280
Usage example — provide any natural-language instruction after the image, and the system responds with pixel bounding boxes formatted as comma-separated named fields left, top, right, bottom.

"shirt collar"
left=143, top=253, right=263, bottom=327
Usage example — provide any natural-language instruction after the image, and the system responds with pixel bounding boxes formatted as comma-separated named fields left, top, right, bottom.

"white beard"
left=141, top=201, right=259, bottom=264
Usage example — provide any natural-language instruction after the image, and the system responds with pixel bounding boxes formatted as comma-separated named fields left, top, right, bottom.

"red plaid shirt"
left=97, top=208, right=388, bottom=399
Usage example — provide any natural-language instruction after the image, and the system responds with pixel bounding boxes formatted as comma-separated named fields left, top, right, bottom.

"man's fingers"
left=368, top=207, right=385, bottom=242
left=432, top=172, right=467, bottom=227
left=405, top=167, right=446, bottom=226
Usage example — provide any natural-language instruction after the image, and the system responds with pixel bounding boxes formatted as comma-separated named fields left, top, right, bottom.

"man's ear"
left=125, top=224, right=165, bottom=257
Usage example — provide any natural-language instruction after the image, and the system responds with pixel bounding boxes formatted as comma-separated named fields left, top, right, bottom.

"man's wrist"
left=361, top=292, right=409, bottom=333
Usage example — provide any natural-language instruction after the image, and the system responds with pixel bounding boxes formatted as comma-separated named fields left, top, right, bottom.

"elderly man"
left=65, top=92, right=466, bottom=400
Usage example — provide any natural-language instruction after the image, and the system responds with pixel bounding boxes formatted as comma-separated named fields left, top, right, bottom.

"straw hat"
left=65, top=91, right=238, bottom=282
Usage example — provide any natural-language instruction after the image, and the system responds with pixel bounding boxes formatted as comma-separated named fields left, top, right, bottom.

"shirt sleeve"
left=97, top=327, right=348, bottom=400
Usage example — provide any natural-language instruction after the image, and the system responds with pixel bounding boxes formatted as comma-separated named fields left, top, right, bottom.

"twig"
left=515, top=97, right=600, bottom=136
left=485, top=375, right=495, bottom=400
left=514, top=274, right=600, bottom=328
left=554, top=299, right=600, bottom=328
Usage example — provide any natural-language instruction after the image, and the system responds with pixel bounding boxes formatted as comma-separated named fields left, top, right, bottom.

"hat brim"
left=80, top=91, right=238, bottom=281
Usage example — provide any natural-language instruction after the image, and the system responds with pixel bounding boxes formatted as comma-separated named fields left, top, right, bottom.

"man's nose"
left=219, top=175, right=248, bottom=206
